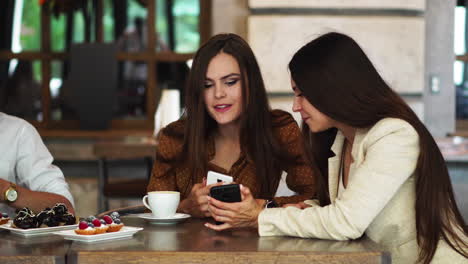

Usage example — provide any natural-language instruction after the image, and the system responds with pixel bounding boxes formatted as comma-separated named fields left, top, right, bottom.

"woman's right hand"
left=179, top=182, right=222, bottom=218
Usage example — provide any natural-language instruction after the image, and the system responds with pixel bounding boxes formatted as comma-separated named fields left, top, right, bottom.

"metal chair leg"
left=98, top=158, right=109, bottom=213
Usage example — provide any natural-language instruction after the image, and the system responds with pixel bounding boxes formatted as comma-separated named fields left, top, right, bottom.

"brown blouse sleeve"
left=146, top=121, right=184, bottom=193
left=271, top=110, right=317, bottom=205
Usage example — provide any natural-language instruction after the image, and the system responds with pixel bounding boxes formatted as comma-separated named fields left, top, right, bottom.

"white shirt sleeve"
left=258, top=120, right=419, bottom=240
left=14, top=121, right=75, bottom=207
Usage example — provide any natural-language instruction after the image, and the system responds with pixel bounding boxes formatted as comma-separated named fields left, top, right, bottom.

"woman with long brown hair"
left=206, top=32, right=467, bottom=264
left=146, top=33, right=316, bottom=218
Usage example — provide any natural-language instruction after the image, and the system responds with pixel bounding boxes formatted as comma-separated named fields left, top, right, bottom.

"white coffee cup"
left=142, top=191, right=180, bottom=218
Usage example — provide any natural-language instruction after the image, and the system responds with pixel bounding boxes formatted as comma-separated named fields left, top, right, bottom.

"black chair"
left=66, top=43, right=118, bottom=130
left=98, top=157, right=152, bottom=212
left=94, top=138, right=157, bottom=213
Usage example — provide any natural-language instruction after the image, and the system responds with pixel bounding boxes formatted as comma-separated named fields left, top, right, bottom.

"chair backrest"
left=67, top=43, right=117, bottom=130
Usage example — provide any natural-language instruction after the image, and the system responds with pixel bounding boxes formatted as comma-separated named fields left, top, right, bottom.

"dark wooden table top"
left=0, top=217, right=390, bottom=264
left=67, top=216, right=391, bottom=264
left=0, top=228, right=72, bottom=264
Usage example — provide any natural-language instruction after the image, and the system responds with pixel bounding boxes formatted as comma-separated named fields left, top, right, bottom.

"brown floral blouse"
left=147, top=110, right=316, bottom=206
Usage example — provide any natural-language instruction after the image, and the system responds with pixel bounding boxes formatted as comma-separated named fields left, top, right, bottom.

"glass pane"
left=17, top=1, right=41, bottom=51
left=456, top=61, right=468, bottom=119
left=156, top=0, right=169, bottom=51
left=116, top=0, right=148, bottom=53
left=103, top=0, right=115, bottom=43
left=117, top=60, right=148, bottom=119
left=173, top=0, right=200, bottom=53
left=455, top=6, right=466, bottom=56
left=51, top=14, right=66, bottom=52
left=52, top=6, right=112, bottom=51
left=73, top=10, right=86, bottom=44
left=50, top=60, right=70, bottom=121
left=128, top=0, right=148, bottom=22
left=3, top=60, right=42, bottom=121
left=454, top=61, right=464, bottom=86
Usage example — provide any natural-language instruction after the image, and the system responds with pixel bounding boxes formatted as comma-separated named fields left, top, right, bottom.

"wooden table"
left=0, top=229, right=71, bottom=264
left=68, top=217, right=391, bottom=264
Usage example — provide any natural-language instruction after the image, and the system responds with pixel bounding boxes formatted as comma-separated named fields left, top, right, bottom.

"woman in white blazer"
left=205, top=32, right=468, bottom=264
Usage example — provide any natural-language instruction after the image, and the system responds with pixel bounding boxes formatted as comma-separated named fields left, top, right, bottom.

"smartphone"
left=210, top=184, right=241, bottom=203
left=206, top=171, right=233, bottom=185
left=210, top=184, right=241, bottom=225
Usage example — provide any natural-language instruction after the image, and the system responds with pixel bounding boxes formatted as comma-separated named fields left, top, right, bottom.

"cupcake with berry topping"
left=0, top=212, right=10, bottom=225
left=103, top=212, right=124, bottom=232
left=92, top=218, right=108, bottom=234
left=74, top=221, right=96, bottom=235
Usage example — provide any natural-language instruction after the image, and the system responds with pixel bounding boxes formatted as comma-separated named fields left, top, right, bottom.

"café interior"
left=0, top=1, right=467, bottom=263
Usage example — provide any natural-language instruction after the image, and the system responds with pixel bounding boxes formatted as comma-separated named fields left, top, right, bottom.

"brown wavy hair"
left=289, top=32, right=467, bottom=264
left=180, top=33, right=292, bottom=199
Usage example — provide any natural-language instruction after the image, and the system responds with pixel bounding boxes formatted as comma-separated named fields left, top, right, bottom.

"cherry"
left=92, top=219, right=101, bottom=227
left=78, top=221, right=88, bottom=230
left=102, top=215, right=113, bottom=224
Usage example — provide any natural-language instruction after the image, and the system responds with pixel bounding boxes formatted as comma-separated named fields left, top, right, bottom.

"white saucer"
left=136, top=213, right=191, bottom=225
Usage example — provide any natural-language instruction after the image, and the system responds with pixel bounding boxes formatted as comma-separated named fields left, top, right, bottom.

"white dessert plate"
left=0, top=221, right=78, bottom=237
left=136, top=213, right=191, bottom=224
left=52, top=226, right=143, bottom=243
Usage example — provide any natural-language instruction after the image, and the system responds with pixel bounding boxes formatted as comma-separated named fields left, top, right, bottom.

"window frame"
left=0, top=0, right=211, bottom=138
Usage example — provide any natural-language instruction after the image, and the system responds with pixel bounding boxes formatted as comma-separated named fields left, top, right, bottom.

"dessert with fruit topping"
left=0, top=212, right=10, bottom=225
left=90, top=216, right=108, bottom=234
left=75, top=221, right=96, bottom=235
left=12, top=203, right=76, bottom=229
left=74, top=212, right=123, bottom=235
left=102, top=212, right=124, bottom=232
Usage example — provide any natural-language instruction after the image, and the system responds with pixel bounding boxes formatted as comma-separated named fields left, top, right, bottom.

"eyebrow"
left=205, top=73, right=241, bottom=81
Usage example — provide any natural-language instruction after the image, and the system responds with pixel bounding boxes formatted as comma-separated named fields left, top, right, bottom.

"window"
left=455, top=1, right=468, bottom=130
left=0, top=0, right=211, bottom=136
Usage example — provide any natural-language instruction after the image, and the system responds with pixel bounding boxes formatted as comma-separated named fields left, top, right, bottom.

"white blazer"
left=258, top=118, right=467, bottom=264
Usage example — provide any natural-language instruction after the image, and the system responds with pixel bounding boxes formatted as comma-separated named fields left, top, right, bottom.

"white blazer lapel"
left=328, top=131, right=344, bottom=203
left=349, top=128, right=366, bottom=170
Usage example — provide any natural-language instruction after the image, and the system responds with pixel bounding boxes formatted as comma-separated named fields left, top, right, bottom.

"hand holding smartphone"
left=209, top=184, right=241, bottom=225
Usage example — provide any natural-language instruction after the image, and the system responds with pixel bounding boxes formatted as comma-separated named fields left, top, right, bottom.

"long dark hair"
left=289, top=32, right=467, bottom=264
left=180, top=33, right=286, bottom=199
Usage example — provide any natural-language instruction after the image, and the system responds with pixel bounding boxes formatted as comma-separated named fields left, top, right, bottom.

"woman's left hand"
left=205, top=185, right=264, bottom=231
